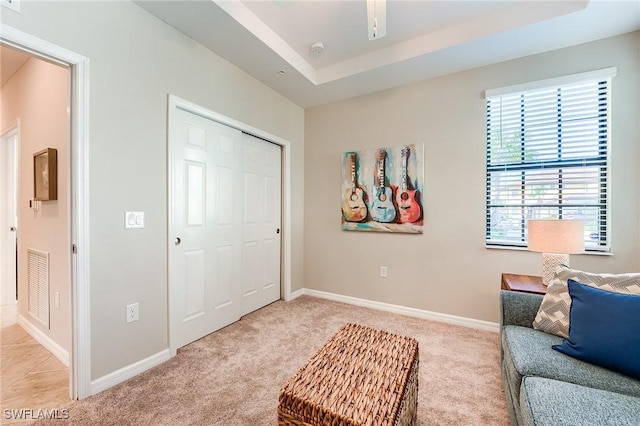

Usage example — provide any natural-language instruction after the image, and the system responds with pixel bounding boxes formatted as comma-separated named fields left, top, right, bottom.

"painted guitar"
left=342, top=153, right=368, bottom=222
left=370, top=150, right=396, bottom=223
left=395, top=146, right=422, bottom=223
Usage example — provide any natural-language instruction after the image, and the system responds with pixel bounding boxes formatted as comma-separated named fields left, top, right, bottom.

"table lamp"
left=527, top=219, right=584, bottom=286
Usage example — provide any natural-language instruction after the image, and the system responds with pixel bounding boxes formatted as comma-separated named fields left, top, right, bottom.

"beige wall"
left=1, top=1, right=305, bottom=380
left=304, top=32, right=640, bottom=323
left=0, top=57, right=71, bottom=352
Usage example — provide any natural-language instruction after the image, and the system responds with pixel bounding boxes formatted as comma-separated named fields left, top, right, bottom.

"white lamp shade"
left=527, top=220, right=584, bottom=254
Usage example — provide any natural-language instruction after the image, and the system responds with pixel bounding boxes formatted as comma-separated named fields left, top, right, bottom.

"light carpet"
left=36, top=295, right=509, bottom=425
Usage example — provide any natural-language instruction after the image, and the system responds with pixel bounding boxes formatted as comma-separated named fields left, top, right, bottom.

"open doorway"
left=1, top=25, right=91, bottom=401
left=1, top=43, right=72, bottom=412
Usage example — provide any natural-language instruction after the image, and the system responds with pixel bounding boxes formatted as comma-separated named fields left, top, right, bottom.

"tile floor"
left=1, top=304, right=70, bottom=424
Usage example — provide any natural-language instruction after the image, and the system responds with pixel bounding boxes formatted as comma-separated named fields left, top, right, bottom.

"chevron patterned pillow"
left=532, top=265, right=640, bottom=338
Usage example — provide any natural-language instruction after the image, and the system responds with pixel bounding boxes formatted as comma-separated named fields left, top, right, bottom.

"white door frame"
left=1, top=25, right=91, bottom=399
left=167, top=95, right=293, bottom=355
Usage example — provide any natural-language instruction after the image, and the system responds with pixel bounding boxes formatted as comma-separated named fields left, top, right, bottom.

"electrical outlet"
left=126, top=303, right=139, bottom=323
left=380, top=266, right=388, bottom=278
left=1, top=0, right=20, bottom=13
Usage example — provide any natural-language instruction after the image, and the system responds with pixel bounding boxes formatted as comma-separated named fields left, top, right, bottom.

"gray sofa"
left=499, top=290, right=640, bottom=426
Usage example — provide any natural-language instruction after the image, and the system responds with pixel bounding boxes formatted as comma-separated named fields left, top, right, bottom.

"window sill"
left=485, top=244, right=613, bottom=256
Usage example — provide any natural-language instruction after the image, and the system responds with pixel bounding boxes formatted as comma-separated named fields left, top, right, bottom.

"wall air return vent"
left=27, top=248, right=50, bottom=329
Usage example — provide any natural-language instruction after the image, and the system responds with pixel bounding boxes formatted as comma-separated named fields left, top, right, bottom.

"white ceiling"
left=143, top=1, right=637, bottom=108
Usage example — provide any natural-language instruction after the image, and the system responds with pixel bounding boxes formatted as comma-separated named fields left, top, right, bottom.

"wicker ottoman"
left=278, top=323, right=419, bottom=426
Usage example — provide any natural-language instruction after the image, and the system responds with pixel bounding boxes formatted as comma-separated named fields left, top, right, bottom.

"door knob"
left=10, top=227, right=16, bottom=232
left=174, top=237, right=181, bottom=246
left=276, top=228, right=280, bottom=234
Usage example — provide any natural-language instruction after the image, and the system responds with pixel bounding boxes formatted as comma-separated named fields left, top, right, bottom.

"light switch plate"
left=125, top=211, right=144, bottom=229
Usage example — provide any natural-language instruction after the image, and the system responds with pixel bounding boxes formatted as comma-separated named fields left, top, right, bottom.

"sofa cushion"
left=501, top=325, right=640, bottom=403
left=532, top=265, right=640, bottom=338
left=501, top=359, right=520, bottom=426
left=520, top=376, right=640, bottom=426
left=553, top=280, right=640, bottom=380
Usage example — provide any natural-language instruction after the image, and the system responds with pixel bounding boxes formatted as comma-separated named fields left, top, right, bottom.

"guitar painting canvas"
left=341, top=144, right=424, bottom=233
left=342, top=152, right=369, bottom=223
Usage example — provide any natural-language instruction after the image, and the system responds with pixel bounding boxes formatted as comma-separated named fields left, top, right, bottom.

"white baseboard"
left=301, top=289, right=499, bottom=332
left=90, top=349, right=171, bottom=396
left=287, top=288, right=305, bottom=301
left=19, top=315, right=69, bottom=366
left=1, top=301, right=18, bottom=328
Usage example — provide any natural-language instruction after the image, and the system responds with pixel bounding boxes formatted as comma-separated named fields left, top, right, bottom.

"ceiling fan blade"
left=367, top=0, right=387, bottom=40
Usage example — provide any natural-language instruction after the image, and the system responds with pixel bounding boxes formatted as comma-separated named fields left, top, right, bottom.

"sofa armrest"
left=500, top=290, right=544, bottom=329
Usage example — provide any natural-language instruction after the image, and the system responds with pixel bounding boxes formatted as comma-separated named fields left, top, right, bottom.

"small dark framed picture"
left=33, top=148, right=57, bottom=201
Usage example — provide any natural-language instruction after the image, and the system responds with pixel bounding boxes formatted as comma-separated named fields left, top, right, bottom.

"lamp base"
left=541, top=253, right=569, bottom=286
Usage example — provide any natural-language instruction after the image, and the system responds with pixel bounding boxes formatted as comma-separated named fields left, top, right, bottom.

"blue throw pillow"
left=553, top=279, right=640, bottom=380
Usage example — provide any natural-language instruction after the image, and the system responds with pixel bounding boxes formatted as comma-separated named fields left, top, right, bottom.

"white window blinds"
left=485, top=69, right=615, bottom=251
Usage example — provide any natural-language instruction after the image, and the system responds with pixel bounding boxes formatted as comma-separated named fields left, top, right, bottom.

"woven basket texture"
left=278, top=323, right=419, bottom=426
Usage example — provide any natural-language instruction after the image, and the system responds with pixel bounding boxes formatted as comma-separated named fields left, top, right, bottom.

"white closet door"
left=170, top=108, right=243, bottom=350
left=241, top=134, right=281, bottom=315
left=169, top=107, right=282, bottom=352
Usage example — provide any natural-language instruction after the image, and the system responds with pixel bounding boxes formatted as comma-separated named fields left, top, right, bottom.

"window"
left=485, top=68, right=616, bottom=252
